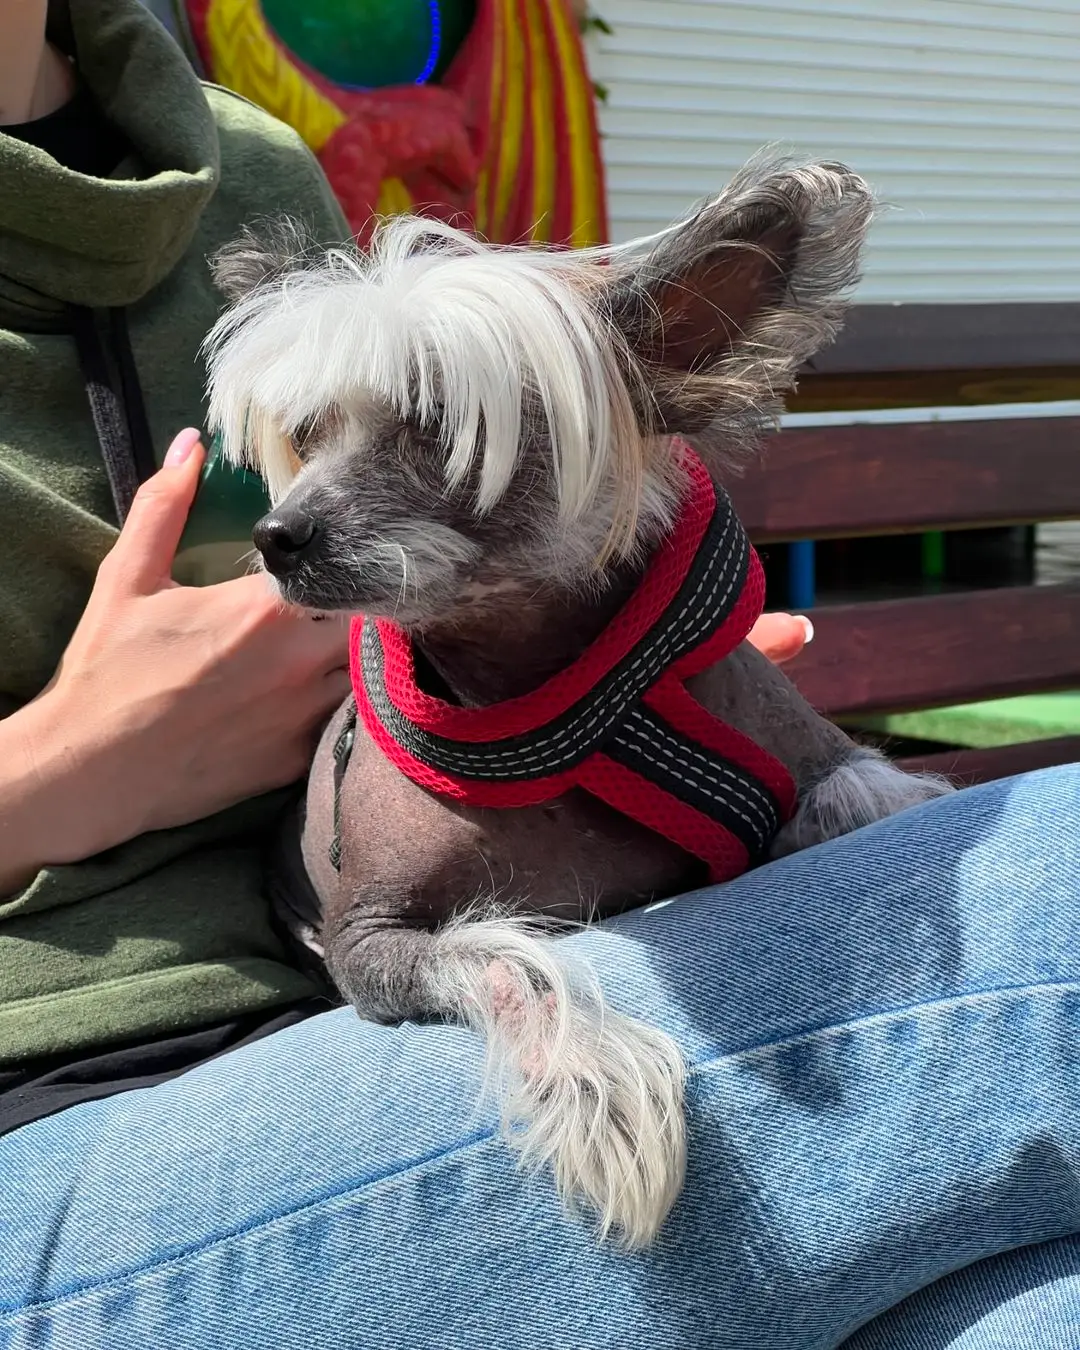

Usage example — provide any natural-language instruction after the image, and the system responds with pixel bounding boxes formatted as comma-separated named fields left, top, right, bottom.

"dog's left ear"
left=603, top=157, right=874, bottom=449
left=211, top=218, right=322, bottom=303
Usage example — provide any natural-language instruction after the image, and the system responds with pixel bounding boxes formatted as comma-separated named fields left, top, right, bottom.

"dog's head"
left=205, top=155, right=873, bottom=627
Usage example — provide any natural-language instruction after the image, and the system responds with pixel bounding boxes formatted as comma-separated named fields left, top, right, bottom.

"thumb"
left=103, top=429, right=206, bottom=594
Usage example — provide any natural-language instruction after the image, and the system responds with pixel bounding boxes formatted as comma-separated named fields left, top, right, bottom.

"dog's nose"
left=252, top=508, right=318, bottom=575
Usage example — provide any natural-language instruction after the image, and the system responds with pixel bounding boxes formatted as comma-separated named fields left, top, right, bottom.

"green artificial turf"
left=851, top=691, right=1080, bottom=749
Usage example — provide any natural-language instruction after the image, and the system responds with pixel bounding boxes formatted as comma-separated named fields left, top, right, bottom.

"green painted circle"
left=261, top=0, right=476, bottom=89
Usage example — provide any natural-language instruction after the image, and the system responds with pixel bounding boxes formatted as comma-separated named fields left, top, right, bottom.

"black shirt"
left=7, top=82, right=129, bottom=178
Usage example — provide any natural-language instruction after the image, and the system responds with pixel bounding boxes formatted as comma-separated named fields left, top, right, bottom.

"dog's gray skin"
left=208, top=156, right=951, bottom=1250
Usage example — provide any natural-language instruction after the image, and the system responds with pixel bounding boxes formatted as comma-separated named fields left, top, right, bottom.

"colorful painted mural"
left=173, top=0, right=607, bottom=247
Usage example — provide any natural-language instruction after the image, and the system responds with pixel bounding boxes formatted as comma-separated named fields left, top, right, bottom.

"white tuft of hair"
left=771, top=747, right=954, bottom=857
left=204, top=217, right=657, bottom=558
left=430, top=912, right=687, bottom=1249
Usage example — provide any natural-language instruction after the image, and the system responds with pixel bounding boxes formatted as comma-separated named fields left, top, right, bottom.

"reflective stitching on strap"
left=608, top=709, right=779, bottom=855
left=621, top=707, right=778, bottom=821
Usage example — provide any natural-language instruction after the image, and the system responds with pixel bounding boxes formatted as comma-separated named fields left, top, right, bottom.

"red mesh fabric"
left=668, top=547, right=766, bottom=682
left=576, top=756, right=752, bottom=881
left=350, top=717, right=757, bottom=883
left=356, top=698, right=587, bottom=807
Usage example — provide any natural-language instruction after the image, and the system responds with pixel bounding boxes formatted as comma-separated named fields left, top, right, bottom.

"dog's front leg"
left=323, top=902, right=687, bottom=1250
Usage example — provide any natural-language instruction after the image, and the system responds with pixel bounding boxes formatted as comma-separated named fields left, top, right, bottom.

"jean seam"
left=1, top=1127, right=497, bottom=1317
left=687, top=977, right=1080, bottom=1075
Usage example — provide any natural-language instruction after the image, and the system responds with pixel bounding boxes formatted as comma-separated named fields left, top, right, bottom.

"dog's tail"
left=427, top=912, right=687, bottom=1249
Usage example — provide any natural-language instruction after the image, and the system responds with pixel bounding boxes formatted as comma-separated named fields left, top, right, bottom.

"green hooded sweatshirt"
left=0, top=0, right=350, bottom=1066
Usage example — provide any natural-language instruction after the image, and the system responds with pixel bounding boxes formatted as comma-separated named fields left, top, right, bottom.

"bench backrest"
left=728, top=306, right=1080, bottom=783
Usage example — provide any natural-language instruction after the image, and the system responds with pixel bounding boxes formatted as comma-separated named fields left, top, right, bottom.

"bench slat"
left=896, top=737, right=1080, bottom=785
left=809, top=302, right=1080, bottom=375
left=733, top=417, right=1080, bottom=541
left=786, top=584, right=1080, bottom=716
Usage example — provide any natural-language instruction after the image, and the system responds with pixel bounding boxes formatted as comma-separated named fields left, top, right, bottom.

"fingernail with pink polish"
left=164, top=428, right=202, bottom=467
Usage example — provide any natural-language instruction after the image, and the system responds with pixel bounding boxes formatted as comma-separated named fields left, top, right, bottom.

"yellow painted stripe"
left=548, top=0, right=605, bottom=246
left=494, top=0, right=527, bottom=237
left=205, top=0, right=345, bottom=152
left=376, top=176, right=415, bottom=217
left=523, top=0, right=556, bottom=242
left=473, top=0, right=503, bottom=237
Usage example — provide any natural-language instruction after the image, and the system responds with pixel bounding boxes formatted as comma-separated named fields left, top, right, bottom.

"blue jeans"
left=2, top=764, right=1079, bottom=1350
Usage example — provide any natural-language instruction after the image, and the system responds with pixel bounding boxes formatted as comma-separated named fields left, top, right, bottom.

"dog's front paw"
left=439, top=916, right=688, bottom=1248
left=485, top=959, right=687, bottom=1248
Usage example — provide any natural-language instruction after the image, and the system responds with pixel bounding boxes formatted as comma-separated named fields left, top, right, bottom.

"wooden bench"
left=729, top=304, right=1080, bottom=786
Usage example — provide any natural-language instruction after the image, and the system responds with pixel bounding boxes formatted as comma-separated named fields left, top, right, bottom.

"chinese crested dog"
left=205, top=154, right=950, bottom=1250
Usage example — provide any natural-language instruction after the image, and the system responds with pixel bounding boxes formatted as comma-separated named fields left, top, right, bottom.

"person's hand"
left=747, top=612, right=813, bottom=665
left=1, top=429, right=351, bottom=886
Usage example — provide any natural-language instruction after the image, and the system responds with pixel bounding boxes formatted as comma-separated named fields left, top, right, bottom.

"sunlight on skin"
left=0, top=0, right=75, bottom=125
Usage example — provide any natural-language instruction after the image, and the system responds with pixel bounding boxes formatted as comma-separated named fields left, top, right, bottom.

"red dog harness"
left=348, top=448, right=797, bottom=882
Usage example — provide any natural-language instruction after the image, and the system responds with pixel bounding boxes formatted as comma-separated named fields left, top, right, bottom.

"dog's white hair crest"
left=205, top=215, right=646, bottom=536
left=205, top=153, right=876, bottom=574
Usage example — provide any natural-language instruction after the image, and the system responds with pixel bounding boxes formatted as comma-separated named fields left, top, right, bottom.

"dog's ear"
left=211, top=217, right=321, bottom=303
left=603, top=158, right=875, bottom=456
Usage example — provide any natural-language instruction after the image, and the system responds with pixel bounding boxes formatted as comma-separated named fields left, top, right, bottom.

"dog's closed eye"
left=289, top=410, right=345, bottom=461
left=288, top=416, right=319, bottom=460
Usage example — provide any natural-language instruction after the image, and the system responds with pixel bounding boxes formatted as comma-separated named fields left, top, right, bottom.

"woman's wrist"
left=0, top=688, right=117, bottom=893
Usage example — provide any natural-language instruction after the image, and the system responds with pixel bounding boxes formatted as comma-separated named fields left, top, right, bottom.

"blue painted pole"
left=787, top=540, right=816, bottom=611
